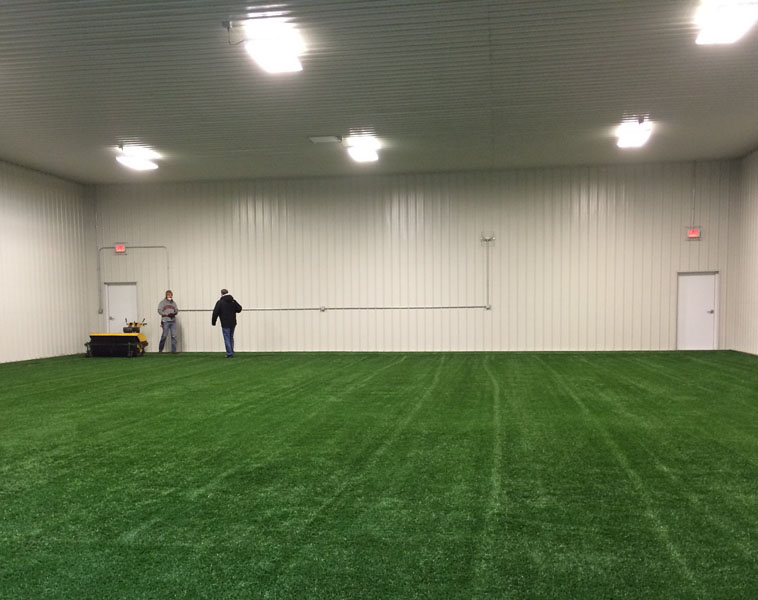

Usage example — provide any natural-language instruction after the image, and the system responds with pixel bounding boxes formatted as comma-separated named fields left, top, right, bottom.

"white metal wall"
left=94, top=161, right=737, bottom=353
left=727, top=149, right=758, bottom=355
left=0, top=160, right=97, bottom=363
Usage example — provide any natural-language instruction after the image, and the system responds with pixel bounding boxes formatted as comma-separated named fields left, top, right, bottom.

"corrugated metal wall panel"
left=0, top=160, right=96, bottom=363
left=728, top=150, right=758, bottom=355
left=94, top=161, right=736, bottom=353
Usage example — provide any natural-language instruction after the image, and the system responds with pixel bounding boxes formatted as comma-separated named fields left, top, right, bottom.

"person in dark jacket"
left=211, top=289, right=243, bottom=358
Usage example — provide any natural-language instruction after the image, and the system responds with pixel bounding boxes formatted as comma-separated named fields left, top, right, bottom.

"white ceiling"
left=1, top=0, right=757, bottom=184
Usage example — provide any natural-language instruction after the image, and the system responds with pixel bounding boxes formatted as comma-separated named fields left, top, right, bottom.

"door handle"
left=707, top=309, right=715, bottom=314
left=109, top=316, right=115, bottom=320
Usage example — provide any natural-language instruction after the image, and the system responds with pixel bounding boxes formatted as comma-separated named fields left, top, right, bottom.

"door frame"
left=676, top=271, right=719, bottom=350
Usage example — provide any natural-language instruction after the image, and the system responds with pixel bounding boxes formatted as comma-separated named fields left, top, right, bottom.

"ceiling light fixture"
left=616, top=118, right=653, bottom=149
left=224, top=17, right=305, bottom=73
left=309, top=135, right=342, bottom=144
left=695, top=0, right=758, bottom=44
left=116, top=145, right=161, bottom=171
left=343, top=135, right=380, bottom=163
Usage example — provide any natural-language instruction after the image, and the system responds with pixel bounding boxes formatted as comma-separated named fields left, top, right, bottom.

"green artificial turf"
left=1, top=351, right=757, bottom=599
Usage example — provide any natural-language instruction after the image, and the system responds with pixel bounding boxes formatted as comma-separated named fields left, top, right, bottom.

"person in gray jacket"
left=157, top=290, right=179, bottom=353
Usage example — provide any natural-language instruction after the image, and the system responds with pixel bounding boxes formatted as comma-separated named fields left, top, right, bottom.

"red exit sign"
left=686, top=228, right=701, bottom=241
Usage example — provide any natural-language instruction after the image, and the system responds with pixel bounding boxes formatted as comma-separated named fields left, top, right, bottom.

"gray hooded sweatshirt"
left=157, top=298, right=178, bottom=323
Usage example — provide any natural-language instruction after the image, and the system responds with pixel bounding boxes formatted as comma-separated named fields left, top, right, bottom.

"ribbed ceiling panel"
left=0, top=0, right=756, bottom=183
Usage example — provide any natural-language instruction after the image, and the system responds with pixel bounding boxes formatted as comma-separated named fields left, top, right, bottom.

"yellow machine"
left=86, top=320, right=149, bottom=357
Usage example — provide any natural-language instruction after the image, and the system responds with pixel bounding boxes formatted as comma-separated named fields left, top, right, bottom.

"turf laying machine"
left=86, top=319, right=148, bottom=358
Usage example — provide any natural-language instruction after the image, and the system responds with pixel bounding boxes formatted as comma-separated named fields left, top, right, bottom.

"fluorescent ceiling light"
left=343, top=135, right=380, bottom=162
left=695, top=0, right=758, bottom=44
left=244, top=18, right=305, bottom=73
left=616, top=119, right=653, bottom=148
left=119, top=146, right=161, bottom=160
left=347, top=146, right=379, bottom=162
left=116, top=156, right=159, bottom=170
left=116, top=145, right=161, bottom=170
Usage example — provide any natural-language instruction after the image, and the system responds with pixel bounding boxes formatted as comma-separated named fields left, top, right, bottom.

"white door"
left=677, top=273, right=717, bottom=350
left=105, top=283, right=138, bottom=333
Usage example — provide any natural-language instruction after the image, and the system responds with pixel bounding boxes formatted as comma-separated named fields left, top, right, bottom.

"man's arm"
left=235, top=300, right=242, bottom=313
left=211, top=301, right=219, bottom=326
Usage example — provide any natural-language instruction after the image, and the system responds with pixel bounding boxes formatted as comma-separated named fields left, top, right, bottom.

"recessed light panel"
left=343, top=135, right=381, bottom=162
left=116, top=145, right=161, bottom=170
left=244, top=18, right=305, bottom=73
left=695, top=0, right=758, bottom=44
left=616, top=119, right=653, bottom=148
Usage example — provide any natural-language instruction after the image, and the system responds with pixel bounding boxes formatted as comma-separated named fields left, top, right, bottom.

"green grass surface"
left=1, top=351, right=757, bottom=599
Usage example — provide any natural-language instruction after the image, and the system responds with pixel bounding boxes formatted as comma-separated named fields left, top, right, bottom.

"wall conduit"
left=181, top=233, right=495, bottom=313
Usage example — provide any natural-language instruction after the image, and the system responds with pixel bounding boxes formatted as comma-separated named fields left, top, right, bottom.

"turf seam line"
left=536, top=355, right=704, bottom=598
left=267, top=354, right=446, bottom=587
left=574, top=357, right=758, bottom=562
left=471, top=356, right=507, bottom=593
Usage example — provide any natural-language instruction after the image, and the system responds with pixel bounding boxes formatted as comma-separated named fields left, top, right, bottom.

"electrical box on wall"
left=685, top=227, right=702, bottom=241
left=114, top=243, right=127, bottom=254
